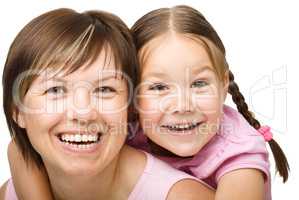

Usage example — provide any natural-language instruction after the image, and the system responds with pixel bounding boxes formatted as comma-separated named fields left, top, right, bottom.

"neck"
left=44, top=150, right=123, bottom=200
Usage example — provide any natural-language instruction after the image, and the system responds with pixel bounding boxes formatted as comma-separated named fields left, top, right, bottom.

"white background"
left=0, top=0, right=298, bottom=199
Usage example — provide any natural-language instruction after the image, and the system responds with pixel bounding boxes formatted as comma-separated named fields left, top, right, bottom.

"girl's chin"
left=166, top=144, right=203, bottom=157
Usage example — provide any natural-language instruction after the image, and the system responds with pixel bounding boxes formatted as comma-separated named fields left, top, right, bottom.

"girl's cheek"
left=195, top=95, right=222, bottom=114
left=138, top=97, right=162, bottom=131
left=137, top=95, right=161, bottom=115
left=139, top=112, right=161, bottom=132
left=195, top=95, right=223, bottom=132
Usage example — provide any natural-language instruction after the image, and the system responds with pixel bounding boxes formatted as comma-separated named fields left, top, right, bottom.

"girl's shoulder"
left=182, top=105, right=271, bottom=184
left=216, top=105, right=266, bottom=146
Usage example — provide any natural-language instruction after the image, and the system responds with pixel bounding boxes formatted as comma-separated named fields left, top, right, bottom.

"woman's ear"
left=12, top=109, right=26, bottom=128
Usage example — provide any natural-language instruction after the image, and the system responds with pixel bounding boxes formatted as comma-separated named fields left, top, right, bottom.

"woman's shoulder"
left=122, top=146, right=215, bottom=200
left=121, top=145, right=147, bottom=167
left=118, top=145, right=147, bottom=193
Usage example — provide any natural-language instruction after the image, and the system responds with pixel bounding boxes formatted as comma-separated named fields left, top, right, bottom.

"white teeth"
left=82, top=135, right=88, bottom=142
left=88, top=135, right=93, bottom=141
left=64, top=142, right=96, bottom=150
left=179, top=125, right=185, bottom=129
left=166, top=122, right=200, bottom=130
left=75, top=134, right=81, bottom=142
left=60, top=133, right=99, bottom=143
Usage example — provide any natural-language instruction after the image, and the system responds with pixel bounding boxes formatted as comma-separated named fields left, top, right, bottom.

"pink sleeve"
left=215, top=152, right=270, bottom=183
left=5, top=179, right=18, bottom=200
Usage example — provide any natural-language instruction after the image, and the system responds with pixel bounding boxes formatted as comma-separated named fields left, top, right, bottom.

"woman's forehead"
left=34, top=47, right=120, bottom=78
left=34, top=65, right=122, bottom=84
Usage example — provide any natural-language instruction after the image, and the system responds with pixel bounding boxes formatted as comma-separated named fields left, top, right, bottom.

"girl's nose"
left=165, top=87, right=195, bottom=114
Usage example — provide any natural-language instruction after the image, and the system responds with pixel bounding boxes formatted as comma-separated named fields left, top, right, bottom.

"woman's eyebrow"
left=38, top=74, right=123, bottom=84
left=37, top=76, right=66, bottom=84
left=94, top=74, right=123, bottom=83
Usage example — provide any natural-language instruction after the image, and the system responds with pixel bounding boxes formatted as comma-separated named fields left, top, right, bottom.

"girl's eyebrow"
left=142, top=66, right=214, bottom=80
left=141, top=71, right=168, bottom=79
left=191, top=65, right=215, bottom=74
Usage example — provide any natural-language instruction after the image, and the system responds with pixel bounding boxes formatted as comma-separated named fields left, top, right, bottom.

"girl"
left=6, top=5, right=289, bottom=200
left=129, top=5, right=289, bottom=200
left=0, top=8, right=214, bottom=200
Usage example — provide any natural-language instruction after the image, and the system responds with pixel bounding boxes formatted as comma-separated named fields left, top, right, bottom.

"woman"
left=0, top=8, right=214, bottom=200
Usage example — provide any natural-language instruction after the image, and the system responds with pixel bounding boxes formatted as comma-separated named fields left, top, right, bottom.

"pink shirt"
left=4, top=179, right=17, bottom=200
left=128, top=105, right=271, bottom=200
left=5, top=151, right=210, bottom=200
left=128, top=151, right=211, bottom=199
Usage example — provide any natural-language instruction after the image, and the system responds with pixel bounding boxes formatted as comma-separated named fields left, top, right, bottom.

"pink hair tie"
left=258, top=125, right=273, bottom=142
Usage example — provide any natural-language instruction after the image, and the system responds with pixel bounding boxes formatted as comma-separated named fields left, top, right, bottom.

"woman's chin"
left=62, top=162, right=104, bottom=177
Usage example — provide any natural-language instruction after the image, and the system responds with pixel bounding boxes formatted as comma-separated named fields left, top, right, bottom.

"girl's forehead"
left=140, top=33, right=210, bottom=63
left=140, top=35, right=214, bottom=75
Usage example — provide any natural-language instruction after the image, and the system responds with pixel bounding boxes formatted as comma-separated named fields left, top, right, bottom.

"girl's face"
left=16, top=50, right=129, bottom=176
left=137, top=33, right=228, bottom=157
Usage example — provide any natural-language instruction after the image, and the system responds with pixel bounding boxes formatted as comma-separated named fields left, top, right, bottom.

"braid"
left=228, top=70, right=289, bottom=182
left=268, top=140, right=290, bottom=182
left=228, top=71, right=260, bottom=129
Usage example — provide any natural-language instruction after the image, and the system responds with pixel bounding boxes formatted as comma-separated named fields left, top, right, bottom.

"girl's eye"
left=148, top=83, right=169, bottom=91
left=94, top=86, right=116, bottom=93
left=45, top=86, right=66, bottom=95
left=191, top=80, right=208, bottom=88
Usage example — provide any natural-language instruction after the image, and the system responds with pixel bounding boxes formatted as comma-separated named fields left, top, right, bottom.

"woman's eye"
left=94, top=86, right=116, bottom=93
left=148, top=83, right=168, bottom=91
left=191, top=80, right=208, bottom=88
left=45, top=86, right=66, bottom=95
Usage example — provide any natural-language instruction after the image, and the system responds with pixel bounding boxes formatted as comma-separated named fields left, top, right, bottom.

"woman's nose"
left=66, top=86, right=97, bottom=123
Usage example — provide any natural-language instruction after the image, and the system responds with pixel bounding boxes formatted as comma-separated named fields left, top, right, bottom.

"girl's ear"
left=13, top=109, right=26, bottom=129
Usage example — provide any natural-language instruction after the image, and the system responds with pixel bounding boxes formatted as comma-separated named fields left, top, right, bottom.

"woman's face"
left=16, top=50, right=129, bottom=176
left=137, top=33, right=228, bottom=157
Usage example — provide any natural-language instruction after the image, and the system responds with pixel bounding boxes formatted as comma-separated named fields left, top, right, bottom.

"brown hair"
left=131, top=5, right=289, bottom=182
left=3, top=8, right=138, bottom=167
